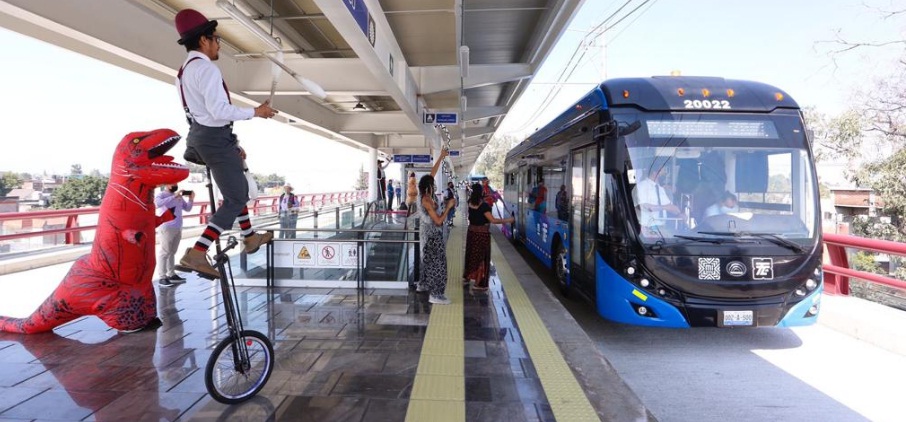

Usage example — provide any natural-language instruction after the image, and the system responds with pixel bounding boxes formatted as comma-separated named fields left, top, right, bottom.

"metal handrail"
left=823, top=232, right=906, bottom=295
left=0, top=190, right=366, bottom=247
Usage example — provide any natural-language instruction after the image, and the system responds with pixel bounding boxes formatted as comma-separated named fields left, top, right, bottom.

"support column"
left=369, top=147, right=378, bottom=202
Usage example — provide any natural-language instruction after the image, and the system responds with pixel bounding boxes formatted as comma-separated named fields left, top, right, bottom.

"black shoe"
left=168, top=274, right=187, bottom=284
left=158, top=278, right=174, bottom=287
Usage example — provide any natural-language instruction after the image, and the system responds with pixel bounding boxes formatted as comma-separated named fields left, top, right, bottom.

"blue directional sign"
left=423, top=112, right=458, bottom=124
left=412, top=155, right=432, bottom=163
left=436, top=113, right=458, bottom=124
left=449, top=150, right=460, bottom=157
left=393, top=154, right=412, bottom=163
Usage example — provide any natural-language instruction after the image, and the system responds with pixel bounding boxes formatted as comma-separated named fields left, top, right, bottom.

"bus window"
left=619, top=113, right=817, bottom=242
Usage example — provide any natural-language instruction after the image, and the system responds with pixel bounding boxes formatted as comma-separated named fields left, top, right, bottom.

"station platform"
left=0, top=223, right=651, bottom=421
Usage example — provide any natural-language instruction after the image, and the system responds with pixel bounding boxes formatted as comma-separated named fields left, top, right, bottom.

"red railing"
left=823, top=233, right=906, bottom=295
left=0, top=190, right=367, bottom=247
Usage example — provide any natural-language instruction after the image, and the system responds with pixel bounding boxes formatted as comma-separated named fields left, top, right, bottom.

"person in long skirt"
left=463, top=183, right=514, bottom=292
left=418, top=149, right=456, bottom=304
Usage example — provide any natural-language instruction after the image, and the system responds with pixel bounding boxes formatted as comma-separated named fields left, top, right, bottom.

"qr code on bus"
left=698, top=258, right=721, bottom=280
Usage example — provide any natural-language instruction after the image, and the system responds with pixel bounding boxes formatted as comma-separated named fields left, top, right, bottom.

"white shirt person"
left=633, top=168, right=682, bottom=227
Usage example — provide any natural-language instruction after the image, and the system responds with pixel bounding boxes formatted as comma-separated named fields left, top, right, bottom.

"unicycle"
left=191, top=161, right=274, bottom=404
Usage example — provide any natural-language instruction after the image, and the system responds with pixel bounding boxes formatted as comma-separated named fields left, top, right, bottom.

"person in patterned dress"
left=417, top=149, right=456, bottom=304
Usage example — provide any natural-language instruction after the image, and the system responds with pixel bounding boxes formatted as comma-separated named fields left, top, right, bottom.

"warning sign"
left=274, top=241, right=362, bottom=269
left=292, top=243, right=315, bottom=266
left=317, top=243, right=341, bottom=267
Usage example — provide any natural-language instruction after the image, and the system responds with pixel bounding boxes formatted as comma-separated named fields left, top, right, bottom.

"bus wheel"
left=554, top=241, right=570, bottom=297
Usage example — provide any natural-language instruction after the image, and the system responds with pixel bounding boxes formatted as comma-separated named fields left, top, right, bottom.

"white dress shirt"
left=176, top=51, right=254, bottom=128
left=633, top=178, right=672, bottom=226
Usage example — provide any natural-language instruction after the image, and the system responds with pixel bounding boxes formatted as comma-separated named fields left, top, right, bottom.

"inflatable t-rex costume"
left=0, top=129, right=189, bottom=333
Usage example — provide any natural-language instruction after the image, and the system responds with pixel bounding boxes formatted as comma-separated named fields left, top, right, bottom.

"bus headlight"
left=658, top=288, right=667, bottom=296
left=805, top=278, right=818, bottom=290
left=813, top=267, right=821, bottom=277
left=637, top=306, right=648, bottom=316
left=626, top=266, right=636, bottom=276
left=807, top=303, right=820, bottom=316
left=795, top=288, right=806, bottom=297
left=639, top=278, right=651, bottom=288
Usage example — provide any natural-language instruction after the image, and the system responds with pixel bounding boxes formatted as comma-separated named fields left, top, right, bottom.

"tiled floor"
left=0, top=263, right=552, bottom=421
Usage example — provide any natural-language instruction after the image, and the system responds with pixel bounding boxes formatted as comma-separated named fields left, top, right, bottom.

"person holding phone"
left=417, top=149, right=455, bottom=304
left=155, top=184, right=194, bottom=287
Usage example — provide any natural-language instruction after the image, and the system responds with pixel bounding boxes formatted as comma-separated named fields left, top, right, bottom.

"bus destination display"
left=646, top=120, right=778, bottom=139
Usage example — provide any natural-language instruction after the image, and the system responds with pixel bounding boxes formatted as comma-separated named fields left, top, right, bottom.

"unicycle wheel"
left=204, top=330, right=274, bottom=404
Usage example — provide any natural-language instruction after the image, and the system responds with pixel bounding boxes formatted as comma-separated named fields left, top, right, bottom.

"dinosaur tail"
left=0, top=294, right=81, bottom=334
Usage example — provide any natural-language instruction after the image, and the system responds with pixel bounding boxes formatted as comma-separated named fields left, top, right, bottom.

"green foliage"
left=252, top=173, right=286, bottom=190
left=70, top=164, right=83, bottom=176
left=473, top=136, right=519, bottom=189
left=51, top=175, right=108, bottom=209
left=850, top=251, right=882, bottom=274
left=802, top=107, right=865, bottom=164
left=0, top=172, right=23, bottom=197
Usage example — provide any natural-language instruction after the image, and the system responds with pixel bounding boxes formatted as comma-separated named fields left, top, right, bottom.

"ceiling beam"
left=312, top=0, right=434, bottom=142
left=414, top=64, right=533, bottom=95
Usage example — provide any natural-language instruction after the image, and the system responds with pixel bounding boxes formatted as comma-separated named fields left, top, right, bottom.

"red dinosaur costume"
left=0, top=129, right=189, bottom=333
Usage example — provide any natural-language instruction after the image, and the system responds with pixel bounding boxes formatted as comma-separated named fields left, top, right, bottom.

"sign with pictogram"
left=274, top=241, right=362, bottom=269
left=318, top=243, right=341, bottom=267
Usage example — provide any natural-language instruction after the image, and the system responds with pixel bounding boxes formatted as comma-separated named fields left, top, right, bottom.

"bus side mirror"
left=603, top=139, right=625, bottom=174
left=603, top=121, right=639, bottom=174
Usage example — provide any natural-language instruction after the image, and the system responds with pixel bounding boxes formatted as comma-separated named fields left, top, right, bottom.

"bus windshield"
left=618, top=112, right=818, bottom=246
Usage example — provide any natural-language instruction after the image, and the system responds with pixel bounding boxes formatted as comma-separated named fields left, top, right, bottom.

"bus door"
left=570, top=146, right=598, bottom=293
left=516, top=168, right=526, bottom=239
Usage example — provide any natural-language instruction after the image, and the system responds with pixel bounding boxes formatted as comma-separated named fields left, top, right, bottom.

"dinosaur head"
left=112, top=129, right=189, bottom=186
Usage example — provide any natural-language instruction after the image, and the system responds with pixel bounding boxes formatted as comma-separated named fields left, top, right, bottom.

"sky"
left=498, top=0, right=905, bottom=138
left=0, top=0, right=903, bottom=191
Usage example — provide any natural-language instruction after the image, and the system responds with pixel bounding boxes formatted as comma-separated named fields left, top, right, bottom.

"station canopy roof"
left=0, top=0, right=585, bottom=176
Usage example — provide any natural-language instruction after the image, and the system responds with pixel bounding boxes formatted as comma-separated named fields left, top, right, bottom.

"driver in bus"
left=704, top=191, right=739, bottom=217
left=633, top=165, right=684, bottom=230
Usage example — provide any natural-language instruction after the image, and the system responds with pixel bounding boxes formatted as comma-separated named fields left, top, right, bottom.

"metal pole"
left=313, top=210, right=319, bottom=239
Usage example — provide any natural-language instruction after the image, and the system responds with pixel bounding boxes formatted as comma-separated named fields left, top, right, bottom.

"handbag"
left=245, top=169, right=258, bottom=201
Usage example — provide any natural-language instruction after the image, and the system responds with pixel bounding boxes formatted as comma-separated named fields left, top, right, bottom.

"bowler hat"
left=175, top=9, right=218, bottom=45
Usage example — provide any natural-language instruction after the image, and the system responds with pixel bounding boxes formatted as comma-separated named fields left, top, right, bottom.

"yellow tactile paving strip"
left=405, top=227, right=466, bottom=422
left=492, top=242, right=601, bottom=422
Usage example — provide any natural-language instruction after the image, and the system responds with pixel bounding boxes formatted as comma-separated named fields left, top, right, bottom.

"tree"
left=70, top=164, right=83, bottom=176
left=473, top=136, right=519, bottom=189
left=0, top=172, right=22, bottom=196
left=51, top=175, right=108, bottom=209
left=252, top=173, right=286, bottom=190
left=802, top=107, right=865, bottom=164
left=353, top=164, right=368, bottom=190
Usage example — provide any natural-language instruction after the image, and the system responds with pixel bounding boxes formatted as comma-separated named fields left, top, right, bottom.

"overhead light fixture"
left=353, top=102, right=366, bottom=110
left=216, top=0, right=282, bottom=51
left=459, top=45, right=470, bottom=78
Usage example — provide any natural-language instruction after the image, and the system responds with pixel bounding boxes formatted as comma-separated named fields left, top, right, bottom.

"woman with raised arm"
left=417, top=149, right=455, bottom=304
left=463, top=183, right=515, bottom=292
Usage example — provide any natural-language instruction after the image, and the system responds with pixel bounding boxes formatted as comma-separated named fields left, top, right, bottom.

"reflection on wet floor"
left=0, top=266, right=552, bottom=421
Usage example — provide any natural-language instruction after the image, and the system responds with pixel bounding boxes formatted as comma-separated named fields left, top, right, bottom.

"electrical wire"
left=505, top=0, right=658, bottom=135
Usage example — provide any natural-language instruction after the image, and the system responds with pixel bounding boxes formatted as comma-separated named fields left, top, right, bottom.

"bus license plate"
left=722, top=310, right=754, bottom=327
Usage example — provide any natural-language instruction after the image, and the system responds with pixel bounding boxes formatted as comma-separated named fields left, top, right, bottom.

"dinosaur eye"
left=133, top=139, right=140, bottom=144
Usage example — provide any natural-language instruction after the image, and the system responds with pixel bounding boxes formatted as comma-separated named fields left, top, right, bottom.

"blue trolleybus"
left=503, top=77, right=822, bottom=327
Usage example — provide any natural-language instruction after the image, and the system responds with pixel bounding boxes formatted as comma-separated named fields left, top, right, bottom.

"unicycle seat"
left=183, top=146, right=206, bottom=166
